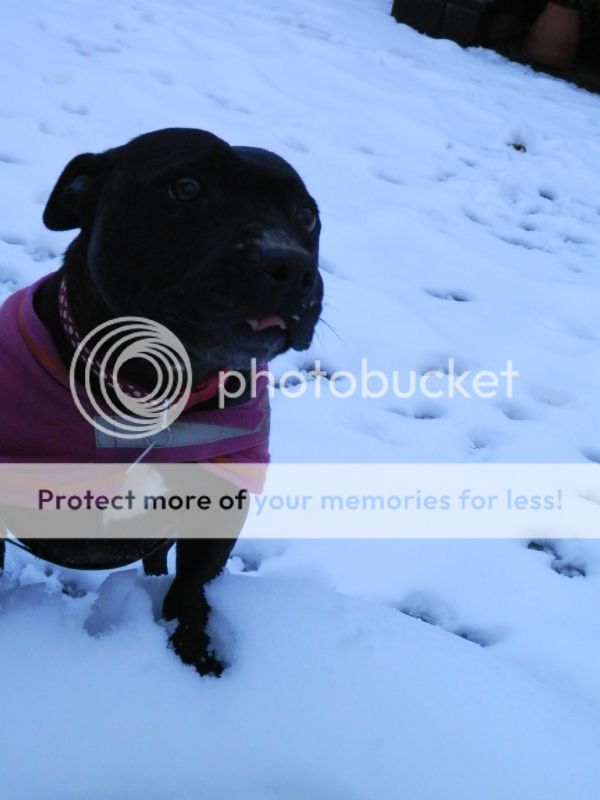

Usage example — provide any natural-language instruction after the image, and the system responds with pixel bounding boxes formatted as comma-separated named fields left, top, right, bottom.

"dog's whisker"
left=318, top=317, right=342, bottom=343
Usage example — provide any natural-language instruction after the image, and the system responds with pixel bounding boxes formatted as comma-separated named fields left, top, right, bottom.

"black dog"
left=0, top=128, right=322, bottom=674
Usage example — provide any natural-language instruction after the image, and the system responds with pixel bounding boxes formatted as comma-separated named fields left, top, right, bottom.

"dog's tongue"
left=247, top=315, right=287, bottom=332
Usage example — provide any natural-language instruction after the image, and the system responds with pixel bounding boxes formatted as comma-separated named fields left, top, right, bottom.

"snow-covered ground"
left=2, top=0, right=600, bottom=797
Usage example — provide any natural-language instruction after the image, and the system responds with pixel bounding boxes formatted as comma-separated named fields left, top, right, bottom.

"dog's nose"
left=261, top=248, right=317, bottom=297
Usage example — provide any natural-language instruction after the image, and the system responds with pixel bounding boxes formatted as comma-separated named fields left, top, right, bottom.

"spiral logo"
left=69, top=316, right=192, bottom=440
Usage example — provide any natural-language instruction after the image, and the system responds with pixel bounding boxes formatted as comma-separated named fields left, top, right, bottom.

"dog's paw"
left=162, top=583, right=223, bottom=674
left=169, top=622, right=224, bottom=677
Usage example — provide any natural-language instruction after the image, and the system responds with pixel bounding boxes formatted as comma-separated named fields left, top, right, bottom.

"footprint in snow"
left=529, top=386, right=573, bottom=409
left=394, top=592, right=498, bottom=647
left=389, top=402, right=446, bottom=420
left=497, top=400, right=534, bottom=421
left=425, top=288, right=472, bottom=302
left=229, top=541, right=288, bottom=575
left=538, top=187, right=556, bottom=202
left=527, top=540, right=586, bottom=578
left=582, top=448, right=600, bottom=465
left=149, top=69, right=174, bottom=85
left=372, top=168, right=405, bottom=186
left=0, top=234, right=57, bottom=262
left=419, top=355, right=471, bottom=377
left=0, top=233, right=25, bottom=246
left=279, top=136, right=309, bottom=154
left=0, top=153, right=23, bottom=164
left=61, top=101, right=89, bottom=116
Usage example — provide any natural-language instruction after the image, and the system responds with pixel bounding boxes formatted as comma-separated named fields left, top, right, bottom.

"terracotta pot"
left=525, top=2, right=581, bottom=69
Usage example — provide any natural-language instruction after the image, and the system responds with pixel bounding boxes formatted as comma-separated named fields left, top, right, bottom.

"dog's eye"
left=296, top=206, right=317, bottom=232
left=169, top=177, right=203, bottom=201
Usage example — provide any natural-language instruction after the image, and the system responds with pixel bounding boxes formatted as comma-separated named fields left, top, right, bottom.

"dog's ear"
left=43, top=152, right=113, bottom=231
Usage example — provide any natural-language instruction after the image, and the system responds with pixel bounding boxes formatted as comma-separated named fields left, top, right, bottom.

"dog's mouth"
left=214, top=309, right=315, bottom=366
left=245, top=315, right=287, bottom=333
left=230, top=316, right=291, bottom=354
left=236, top=309, right=316, bottom=350
left=160, top=284, right=321, bottom=370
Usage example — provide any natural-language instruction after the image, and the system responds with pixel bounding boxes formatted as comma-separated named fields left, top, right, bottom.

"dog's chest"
left=0, top=277, right=270, bottom=467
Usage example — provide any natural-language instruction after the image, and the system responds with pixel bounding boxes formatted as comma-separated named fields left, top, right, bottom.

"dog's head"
left=43, top=128, right=322, bottom=371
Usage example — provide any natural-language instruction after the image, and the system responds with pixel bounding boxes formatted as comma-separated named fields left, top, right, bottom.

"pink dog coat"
left=0, top=275, right=270, bottom=468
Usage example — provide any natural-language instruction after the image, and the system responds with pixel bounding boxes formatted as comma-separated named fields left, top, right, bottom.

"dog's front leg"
left=163, top=537, right=239, bottom=674
left=163, top=471, right=249, bottom=675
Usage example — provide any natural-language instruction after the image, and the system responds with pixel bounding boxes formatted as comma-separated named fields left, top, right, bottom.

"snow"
left=2, top=0, right=600, bottom=797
